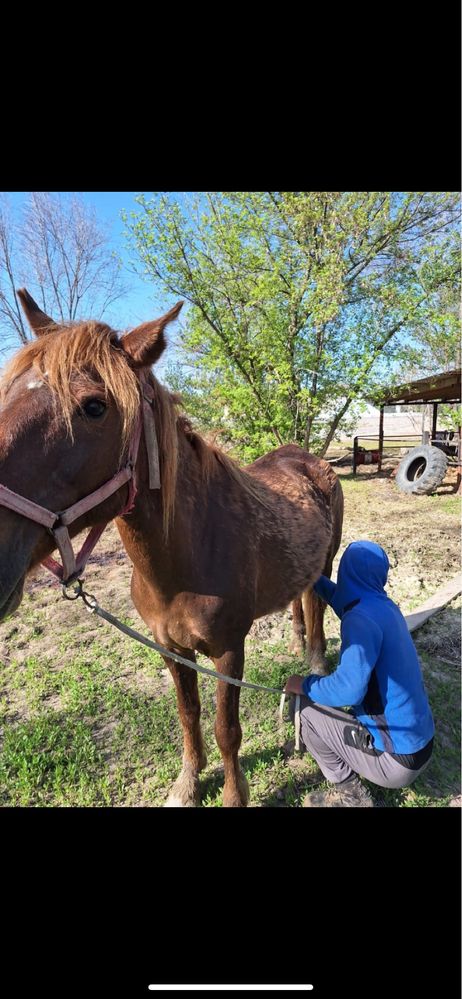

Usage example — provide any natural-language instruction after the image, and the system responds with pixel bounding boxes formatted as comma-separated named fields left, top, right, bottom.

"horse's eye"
left=82, top=398, right=107, bottom=419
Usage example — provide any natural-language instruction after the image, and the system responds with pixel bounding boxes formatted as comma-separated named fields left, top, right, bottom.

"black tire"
left=395, top=444, right=448, bottom=495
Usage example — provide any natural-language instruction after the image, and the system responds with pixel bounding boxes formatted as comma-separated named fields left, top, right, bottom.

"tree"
left=401, top=277, right=461, bottom=377
left=123, top=192, right=460, bottom=460
left=0, top=192, right=126, bottom=353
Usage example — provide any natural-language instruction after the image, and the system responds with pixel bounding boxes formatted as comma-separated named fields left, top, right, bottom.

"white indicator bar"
left=148, top=986, right=314, bottom=992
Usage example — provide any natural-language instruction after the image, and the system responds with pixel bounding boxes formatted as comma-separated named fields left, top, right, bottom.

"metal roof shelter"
left=378, top=368, right=461, bottom=407
left=355, top=369, right=461, bottom=486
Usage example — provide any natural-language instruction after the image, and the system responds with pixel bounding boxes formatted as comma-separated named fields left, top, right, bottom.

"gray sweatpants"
left=290, top=696, right=432, bottom=789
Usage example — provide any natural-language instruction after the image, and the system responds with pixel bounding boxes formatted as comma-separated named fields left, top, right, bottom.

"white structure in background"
left=351, top=403, right=437, bottom=438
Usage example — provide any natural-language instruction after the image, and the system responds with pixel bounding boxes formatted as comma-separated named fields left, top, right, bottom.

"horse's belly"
left=162, top=594, right=252, bottom=658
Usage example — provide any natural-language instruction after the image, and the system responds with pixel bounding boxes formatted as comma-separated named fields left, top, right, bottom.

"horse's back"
left=246, top=444, right=342, bottom=505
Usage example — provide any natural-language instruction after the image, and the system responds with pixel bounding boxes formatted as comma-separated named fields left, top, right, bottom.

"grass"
left=0, top=625, right=459, bottom=808
left=436, top=495, right=461, bottom=515
left=0, top=712, right=111, bottom=807
left=0, top=617, right=320, bottom=807
left=0, top=470, right=459, bottom=808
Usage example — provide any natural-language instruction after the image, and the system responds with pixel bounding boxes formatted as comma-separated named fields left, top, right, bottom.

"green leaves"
left=124, top=192, right=460, bottom=457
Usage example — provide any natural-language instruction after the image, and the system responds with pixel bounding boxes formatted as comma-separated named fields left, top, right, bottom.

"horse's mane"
left=176, top=414, right=268, bottom=509
left=0, top=322, right=267, bottom=537
left=0, top=322, right=141, bottom=452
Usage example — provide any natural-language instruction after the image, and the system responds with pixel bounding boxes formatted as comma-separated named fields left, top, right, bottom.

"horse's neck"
left=116, top=429, right=217, bottom=590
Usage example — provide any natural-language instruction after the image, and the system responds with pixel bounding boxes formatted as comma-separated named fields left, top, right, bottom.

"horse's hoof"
left=223, top=769, right=250, bottom=807
left=288, top=638, right=305, bottom=657
left=307, top=654, right=329, bottom=676
left=164, top=766, right=201, bottom=807
left=164, top=794, right=197, bottom=808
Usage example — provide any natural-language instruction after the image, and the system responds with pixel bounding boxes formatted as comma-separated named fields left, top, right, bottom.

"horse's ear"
left=121, top=301, right=183, bottom=369
left=17, top=289, right=59, bottom=337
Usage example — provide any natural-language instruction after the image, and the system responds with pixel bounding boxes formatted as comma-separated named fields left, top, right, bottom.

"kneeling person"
left=284, top=541, right=434, bottom=807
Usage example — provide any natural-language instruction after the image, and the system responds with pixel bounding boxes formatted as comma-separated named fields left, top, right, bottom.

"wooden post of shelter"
left=431, top=403, right=438, bottom=442
left=378, top=406, right=384, bottom=472
left=421, top=403, right=427, bottom=443
left=456, top=424, right=461, bottom=495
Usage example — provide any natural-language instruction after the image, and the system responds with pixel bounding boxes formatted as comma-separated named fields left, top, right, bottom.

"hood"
left=331, top=540, right=390, bottom=618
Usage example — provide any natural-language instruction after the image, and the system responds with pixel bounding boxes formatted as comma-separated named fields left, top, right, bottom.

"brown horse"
left=0, top=292, right=343, bottom=807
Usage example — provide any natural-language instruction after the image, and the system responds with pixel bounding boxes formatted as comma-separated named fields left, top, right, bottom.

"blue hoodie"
left=302, top=541, right=434, bottom=754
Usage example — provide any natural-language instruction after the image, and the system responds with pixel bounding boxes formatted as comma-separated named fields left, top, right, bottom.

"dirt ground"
left=12, top=463, right=459, bottom=662
left=3, top=461, right=461, bottom=670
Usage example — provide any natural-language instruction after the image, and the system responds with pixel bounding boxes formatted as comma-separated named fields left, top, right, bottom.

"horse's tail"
left=289, top=466, right=343, bottom=668
left=329, top=472, right=344, bottom=563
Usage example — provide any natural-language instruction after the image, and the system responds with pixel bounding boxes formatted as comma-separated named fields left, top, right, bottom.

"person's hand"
left=284, top=674, right=305, bottom=695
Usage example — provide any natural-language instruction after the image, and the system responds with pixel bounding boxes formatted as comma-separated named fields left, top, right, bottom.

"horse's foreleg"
left=288, top=597, right=305, bottom=656
left=302, top=588, right=329, bottom=676
left=164, top=654, right=207, bottom=808
left=213, top=647, right=249, bottom=808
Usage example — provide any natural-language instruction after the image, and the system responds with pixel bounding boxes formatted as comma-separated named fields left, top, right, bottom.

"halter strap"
left=0, top=371, right=160, bottom=585
left=0, top=484, right=57, bottom=529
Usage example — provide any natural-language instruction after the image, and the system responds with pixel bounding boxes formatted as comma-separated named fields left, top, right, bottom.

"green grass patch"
left=434, top=496, right=461, bottom=515
left=0, top=481, right=459, bottom=809
left=0, top=633, right=459, bottom=808
left=0, top=712, right=111, bottom=807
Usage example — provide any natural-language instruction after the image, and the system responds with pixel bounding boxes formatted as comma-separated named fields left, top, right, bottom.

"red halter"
left=0, top=372, right=160, bottom=586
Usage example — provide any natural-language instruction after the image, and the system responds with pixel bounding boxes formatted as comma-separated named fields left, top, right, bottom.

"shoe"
left=302, top=775, right=375, bottom=808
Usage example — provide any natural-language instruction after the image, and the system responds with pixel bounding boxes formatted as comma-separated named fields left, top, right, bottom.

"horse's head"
left=0, top=290, right=183, bottom=620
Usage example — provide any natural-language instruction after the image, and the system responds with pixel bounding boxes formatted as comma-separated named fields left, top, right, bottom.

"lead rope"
left=294, top=694, right=301, bottom=752
left=65, top=581, right=304, bottom=750
left=65, top=580, right=286, bottom=696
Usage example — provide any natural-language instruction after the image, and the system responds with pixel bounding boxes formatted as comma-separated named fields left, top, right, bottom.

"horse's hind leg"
left=302, top=555, right=334, bottom=676
left=164, top=653, right=208, bottom=808
left=302, top=588, right=329, bottom=675
left=304, top=476, right=343, bottom=676
left=213, top=645, right=249, bottom=807
left=288, top=597, right=305, bottom=656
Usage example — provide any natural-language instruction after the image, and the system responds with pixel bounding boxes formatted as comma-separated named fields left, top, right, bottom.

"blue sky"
left=3, top=191, right=181, bottom=328
left=1, top=191, right=188, bottom=373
